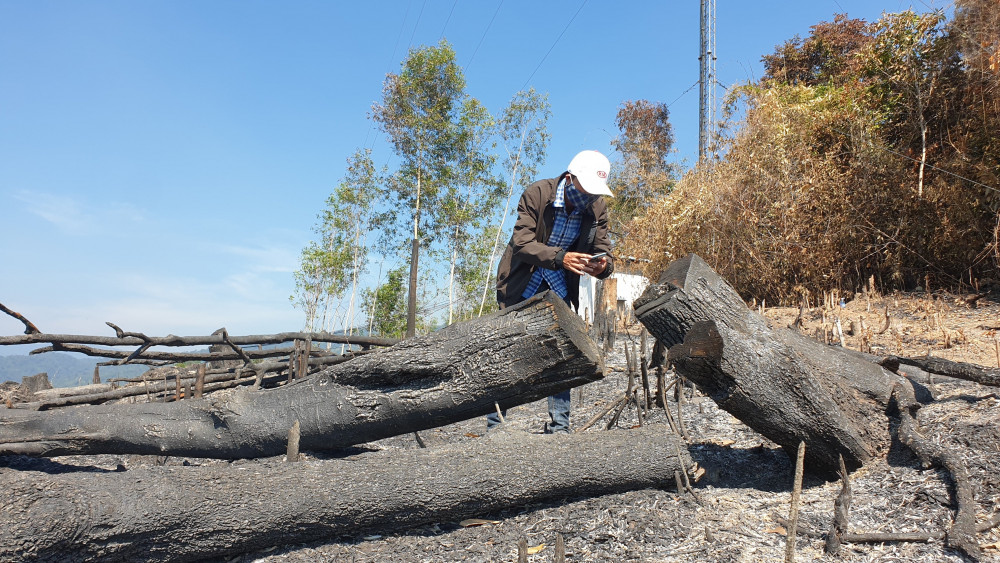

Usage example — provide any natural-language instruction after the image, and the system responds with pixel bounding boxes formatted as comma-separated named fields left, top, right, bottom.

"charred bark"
left=634, top=254, right=910, bottom=474
left=0, top=292, right=603, bottom=459
left=0, top=425, right=692, bottom=563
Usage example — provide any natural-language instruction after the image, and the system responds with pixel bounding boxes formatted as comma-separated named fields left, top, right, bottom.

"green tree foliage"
left=477, top=88, right=551, bottom=316
left=361, top=266, right=408, bottom=338
left=440, top=97, right=503, bottom=324
left=297, top=45, right=551, bottom=331
left=372, top=40, right=468, bottom=243
left=608, top=100, right=676, bottom=243
left=624, top=7, right=1000, bottom=303
left=291, top=149, right=381, bottom=332
left=371, top=39, right=500, bottom=334
left=291, top=241, right=348, bottom=332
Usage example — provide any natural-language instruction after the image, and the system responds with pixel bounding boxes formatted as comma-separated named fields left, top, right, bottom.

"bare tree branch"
left=0, top=302, right=40, bottom=334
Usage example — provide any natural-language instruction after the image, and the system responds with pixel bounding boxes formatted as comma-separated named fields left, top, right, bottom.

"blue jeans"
left=486, top=282, right=573, bottom=433
left=486, top=389, right=571, bottom=433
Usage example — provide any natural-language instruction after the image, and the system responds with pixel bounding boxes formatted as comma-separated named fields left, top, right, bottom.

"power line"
left=466, top=1, right=503, bottom=71
left=519, top=0, right=589, bottom=91
left=363, top=1, right=414, bottom=151
left=439, top=0, right=459, bottom=39
left=407, top=0, right=428, bottom=50
left=667, top=80, right=700, bottom=109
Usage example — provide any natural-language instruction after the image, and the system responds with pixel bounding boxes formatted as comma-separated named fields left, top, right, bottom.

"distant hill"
left=0, top=353, right=149, bottom=388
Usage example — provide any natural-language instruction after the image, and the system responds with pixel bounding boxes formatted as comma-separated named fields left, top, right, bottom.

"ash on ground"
left=6, top=294, right=1000, bottom=562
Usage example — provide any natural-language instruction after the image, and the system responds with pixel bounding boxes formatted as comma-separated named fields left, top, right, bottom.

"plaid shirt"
left=521, top=178, right=584, bottom=300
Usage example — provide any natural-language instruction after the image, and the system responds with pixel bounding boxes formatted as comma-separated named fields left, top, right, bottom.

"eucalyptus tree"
left=372, top=39, right=484, bottom=337
left=291, top=149, right=381, bottom=333
left=477, top=88, right=552, bottom=316
left=361, top=266, right=408, bottom=339
left=440, top=98, right=504, bottom=324
left=291, top=241, right=345, bottom=332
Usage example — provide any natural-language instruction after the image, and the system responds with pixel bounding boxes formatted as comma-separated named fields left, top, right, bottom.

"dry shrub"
left=622, top=83, right=999, bottom=304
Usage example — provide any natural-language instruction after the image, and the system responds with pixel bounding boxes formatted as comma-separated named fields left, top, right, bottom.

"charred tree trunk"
left=0, top=292, right=603, bottom=459
left=633, top=254, right=911, bottom=474
left=0, top=425, right=693, bottom=563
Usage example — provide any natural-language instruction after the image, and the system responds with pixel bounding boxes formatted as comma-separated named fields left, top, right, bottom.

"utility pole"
left=699, top=0, right=717, bottom=162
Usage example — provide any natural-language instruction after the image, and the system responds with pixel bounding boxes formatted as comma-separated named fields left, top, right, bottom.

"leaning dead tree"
left=0, top=291, right=605, bottom=459
left=0, top=426, right=693, bottom=563
left=633, top=254, right=987, bottom=560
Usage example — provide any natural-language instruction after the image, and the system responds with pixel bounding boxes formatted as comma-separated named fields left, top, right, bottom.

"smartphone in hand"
left=588, top=252, right=608, bottom=262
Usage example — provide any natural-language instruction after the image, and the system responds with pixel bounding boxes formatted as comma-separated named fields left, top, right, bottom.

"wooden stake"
left=286, top=420, right=300, bottom=462
left=825, top=454, right=851, bottom=555
left=785, top=440, right=806, bottom=562
left=194, top=364, right=205, bottom=399
left=676, top=377, right=689, bottom=441
left=554, top=532, right=566, bottom=563
left=634, top=390, right=644, bottom=427
left=657, top=368, right=679, bottom=434
left=640, top=357, right=651, bottom=416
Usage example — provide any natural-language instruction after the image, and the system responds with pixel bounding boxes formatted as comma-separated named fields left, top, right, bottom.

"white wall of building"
left=577, top=272, right=650, bottom=323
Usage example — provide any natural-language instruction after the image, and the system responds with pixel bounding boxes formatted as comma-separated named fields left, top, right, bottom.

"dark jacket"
left=495, top=174, right=614, bottom=309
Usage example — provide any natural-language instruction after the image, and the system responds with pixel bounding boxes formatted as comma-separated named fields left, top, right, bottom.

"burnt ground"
left=4, top=290, right=1000, bottom=562
left=243, top=289, right=1000, bottom=562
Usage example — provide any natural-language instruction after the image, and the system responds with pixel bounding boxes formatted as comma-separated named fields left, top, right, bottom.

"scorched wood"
left=0, top=426, right=692, bottom=563
left=0, top=291, right=603, bottom=459
left=633, top=254, right=912, bottom=474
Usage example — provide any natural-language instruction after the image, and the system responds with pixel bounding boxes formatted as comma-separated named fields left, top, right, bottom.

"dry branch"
left=28, top=342, right=304, bottom=362
left=0, top=302, right=40, bottom=334
left=881, top=355, right=1000, bottom=387
left=0, top=329, right=397, bottom=349
left=892, top=382, right=982, bottom=560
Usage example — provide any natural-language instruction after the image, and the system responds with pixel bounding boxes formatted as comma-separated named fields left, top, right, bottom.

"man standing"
left=491, top=150, right=615, bottom=433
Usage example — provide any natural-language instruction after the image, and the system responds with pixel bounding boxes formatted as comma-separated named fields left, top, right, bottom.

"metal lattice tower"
left=698, top=0, right=717, bottom=161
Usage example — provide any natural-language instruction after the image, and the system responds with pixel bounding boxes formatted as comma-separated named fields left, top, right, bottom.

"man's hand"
left=562, top=252, right=608, bottom=276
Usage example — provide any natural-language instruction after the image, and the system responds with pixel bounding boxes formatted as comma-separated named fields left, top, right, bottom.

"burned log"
left=879, top=355, right=1000, bottom=387
left=0, top=425, right=693, bottom=563
left=0, top=291, right=603, bottom=459
left=633, top=254, right=909, bottom=474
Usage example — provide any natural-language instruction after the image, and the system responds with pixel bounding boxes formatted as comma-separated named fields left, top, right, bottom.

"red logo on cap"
left=597, top=171, right=607, bottom=179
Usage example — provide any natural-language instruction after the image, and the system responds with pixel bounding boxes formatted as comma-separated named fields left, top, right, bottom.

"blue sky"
left=0, top=1, right=948, bottom=352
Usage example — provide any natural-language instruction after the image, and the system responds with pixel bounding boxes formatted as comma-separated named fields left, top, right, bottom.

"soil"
left=4, top=289, right=1000, bottom=562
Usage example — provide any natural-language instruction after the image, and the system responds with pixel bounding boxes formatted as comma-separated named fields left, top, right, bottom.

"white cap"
left=567, top=150, right=613, bottom=197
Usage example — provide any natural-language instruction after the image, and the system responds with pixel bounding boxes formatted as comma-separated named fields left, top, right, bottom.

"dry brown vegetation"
left=621, top=2, right=1000, bottom=305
